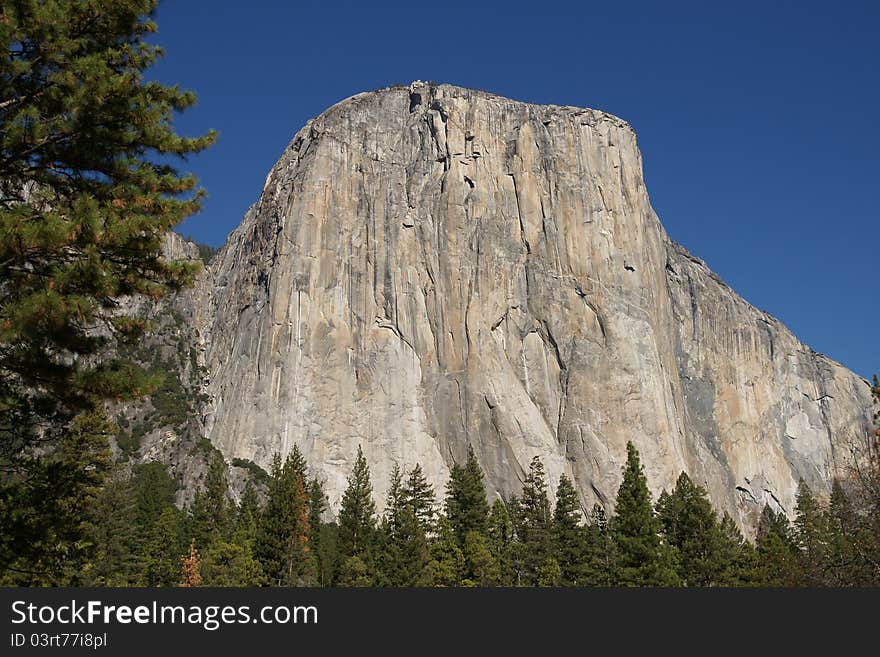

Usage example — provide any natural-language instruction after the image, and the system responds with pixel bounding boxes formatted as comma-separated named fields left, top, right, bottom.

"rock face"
left=195, top=82, right=872, bottom=531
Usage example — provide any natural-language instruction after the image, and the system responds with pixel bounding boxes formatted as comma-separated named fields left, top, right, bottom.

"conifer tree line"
left=13, top=432, right=875, bottom=587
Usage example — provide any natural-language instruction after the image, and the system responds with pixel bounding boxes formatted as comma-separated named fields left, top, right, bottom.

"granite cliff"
left=155, top=83, right=872, bottom=531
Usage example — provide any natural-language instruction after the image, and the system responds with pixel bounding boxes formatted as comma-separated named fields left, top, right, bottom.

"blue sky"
left=149, top=0, right=878, bottom=379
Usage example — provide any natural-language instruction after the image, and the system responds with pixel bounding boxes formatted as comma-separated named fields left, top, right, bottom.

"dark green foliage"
left=131, top=461, right=177, bottom=530
left=20, top=432, right=880, bottom=587
left=462, top=530, right=501, bottom=586
left=445, top=446, right=490, bottom=544
left=378, top=506, right=430, bottom=586
left=141, top=506, right=185, bottom=586
left=201, top=540, right=265, bottom=586
left=510, top=456, right=555, bottom=586
left=424, top=516, right=463, bottom=586
left=657, top=472, right=731, bottom=586
left=336, top=446, right=377, bottom=583
left=232, top=458, right=270, bottom=486
left=376, top=462, right=437, bottom=585
left=611, top=442, right=680, bottom=586
left=715, top=513, right=757, bottom=586
left=403, top=463, right=437, bottom=534
left=254, top=448, right=314, bottom=586
left=236, top=481, right=260, bottom=540
left=793, top=479, right=827, bottom=585
left=0, top=410, right=113, bottom=584
left=582, top=504, right=616, bottom=586
left=188, top=451, right=231, bottom=548
left=553, top=474, right=585, bottom=585
left=0, top=0, right=213, bottom=581
left=81, top=470, right=140, bottom=585
left=824, top=479, right=871, bottom=586
left=754, top=505, right=800, bottom=586
left=147, top=365, right=189, bottom=429
left=488, top=499, right=514, bottom=585
left=180, top=235, right=219, bottom=264
left=315, top=523, right=338, bottom=587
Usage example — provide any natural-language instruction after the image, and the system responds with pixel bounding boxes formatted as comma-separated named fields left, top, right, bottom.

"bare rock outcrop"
left=189, top=83, right=871, bottom=531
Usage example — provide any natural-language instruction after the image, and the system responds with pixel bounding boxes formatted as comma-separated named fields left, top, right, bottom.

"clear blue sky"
left=149, top=0, right=878, bottom=379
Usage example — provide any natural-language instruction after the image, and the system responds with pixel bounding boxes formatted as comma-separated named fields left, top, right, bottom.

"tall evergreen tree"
left=611, top=442, right=680, bottom=586
left=307, top=476, right=329, bottom=585
left=656, top=472, right=728, bottom=586
left=255, top=448, right=313, bottom=586
left=383, top=463, right=407, bottom=537
left=754, top=505, right=801, bottom=586
left=377, top=463, right=430, bottom=586
left=715, top=513, right=757, bottom=586
left=201, top=540, right=265, bottom=587
left=793, top=479, right=828, bottom=585
left=462, top=530, right=501, bottom=586
left=445, top=446, right=490, bottom=544
left=824, top=479, right=871, bottom=586
left=132, top=461, right=178, bottom=531
left=403, top=463, right=437, bottom=534
left=235, top=480, right=260, bottom=542
left=189, top=451, right=231, bottom=549
left=582, top=504, right=616, bottom=586
left=82, top=469, right=139, bottom=585
left=336, top=446, right=377, bottom=580
left=425, top=516, right=464, bottom=586
left=487, top=499, right=514, bottom=586
left=0, top=0, right=214, bottom=579
left=141, top=506, right=185, bottom=587
left=512, top=456, right=555, bottom=586
left=553, top=474, right=585, bottom=586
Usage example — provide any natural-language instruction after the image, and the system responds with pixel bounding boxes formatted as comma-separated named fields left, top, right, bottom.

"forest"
left=9, top=431, right=878, bottom=588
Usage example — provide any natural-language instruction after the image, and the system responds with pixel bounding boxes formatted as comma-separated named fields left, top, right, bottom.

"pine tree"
left=315, top=523, right=339, bottom=587
left=307, top=477, right=329, bottom=584
left=824, top=479, right=870, bottom=585
left=487, top=499, right=514, bottom=586
left=201, top=540, right=265, bottom=587
left=254, top=448, right=314, bottom=586
left=611, top=442, right=680, bottom=586
left=0, top=0, right=214, bottom=579
left=582, top=504, right=616, bottom=586
left=0, top=409, right=112, bottom=584
left=141, top=506, right=185, bottom=587
left=381, top=506, right=430, bottom=587
left=445, top=446, right=490, bottom=544
left=512, top=456, right=554, bottom=586
left=553, top=474, right=585, bottom=586
left=793, top=479, right=828, bottom=585
left=383, top=463, right=407, bottom=537
left=462, top=530, right=500, bottom=586
left=715, top=513, right=757, bottom=586
left=336, top=446, right=377, bottom=580
left=82, top=469, right=140, bottom=585
left=189, top=451, right=231, bottom=549
left=403, top=463, right=437, bottom=534
left=425, top=516, right=464, bottom=586
left=132, top=461, right=178, bottom=531
left=235, top=481, right=260, bottom=542
left=754, top=505, right=800, bottom=586
left=536, top=557, right=562, bottom=587
left=377, top=463, right=430, bottom=586
left=656, top=472, right=727, bottom=586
